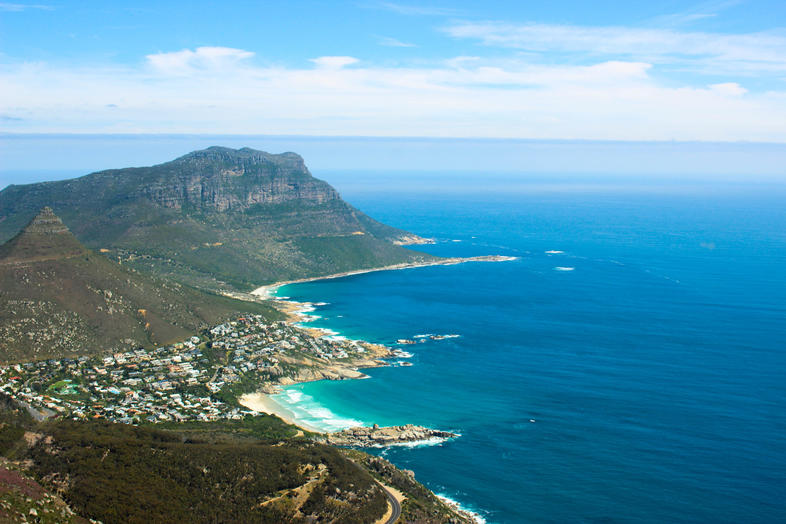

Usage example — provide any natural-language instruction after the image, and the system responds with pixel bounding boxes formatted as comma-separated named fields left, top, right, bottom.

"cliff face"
left=132, top=148, right=340, bottom=211
left=0, top=147, right=434, bottom=290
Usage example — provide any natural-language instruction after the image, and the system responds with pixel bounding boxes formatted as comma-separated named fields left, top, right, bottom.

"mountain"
left=0, top=208, right=280, bottom=363
left=0, top=206, right=86, bottom=263
left=0, top=147, right=434, bottom=290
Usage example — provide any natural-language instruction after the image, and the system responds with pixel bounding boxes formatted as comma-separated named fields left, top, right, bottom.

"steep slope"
left=0, top=147, right=434, bottom=290
left=0, top=207, right=85, bottom=263
left=0, top=208, right=280, bottom=363
left=0, top=410, right=475, bottom=524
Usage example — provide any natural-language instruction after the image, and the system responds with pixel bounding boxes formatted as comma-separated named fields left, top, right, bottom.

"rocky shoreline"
left=323, top=424, right=457, bottom=447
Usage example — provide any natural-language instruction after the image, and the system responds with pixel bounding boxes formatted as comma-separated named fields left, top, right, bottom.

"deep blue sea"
left=271, top=182, right=786, bottom=523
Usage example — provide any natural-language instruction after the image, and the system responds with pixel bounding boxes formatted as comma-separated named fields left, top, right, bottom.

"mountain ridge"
left=0, top=147, right=434, bottom=290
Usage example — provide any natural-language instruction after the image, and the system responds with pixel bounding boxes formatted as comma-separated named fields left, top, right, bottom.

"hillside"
left=0, top=208, right=281, bottom=363
left=0, top=147, right=435, bottom=290
left=0, top=397, right=473, bottom=524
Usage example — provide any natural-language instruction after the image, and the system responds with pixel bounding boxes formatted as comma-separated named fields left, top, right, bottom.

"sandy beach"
left=251, top=254, right=517, bottom=298
left=239, top=391, right=325, bottom=433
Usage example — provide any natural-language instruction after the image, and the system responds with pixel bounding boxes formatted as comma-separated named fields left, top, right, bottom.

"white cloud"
left=146, top=46, right=255, bottom=75
left=378, top=36, right=417, bottom=48
left=444, top=21, right=786, bottom=74
left=649, top=0, right=741, bottom=27
left=2, top=47, right=786, bottom=141
left=709, top=82, right=747, bottom=96
left=309, top=56, right=360, bottom=69
left=0, top=2, right=52, bottom=11
left=369, top=1, right=457, bottom=17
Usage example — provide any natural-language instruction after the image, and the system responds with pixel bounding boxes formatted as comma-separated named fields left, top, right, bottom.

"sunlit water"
left=271, top=186, right=786, bottom=523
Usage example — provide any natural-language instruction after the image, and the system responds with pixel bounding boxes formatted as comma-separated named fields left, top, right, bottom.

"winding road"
left=379, top=481, right=402, bottom=524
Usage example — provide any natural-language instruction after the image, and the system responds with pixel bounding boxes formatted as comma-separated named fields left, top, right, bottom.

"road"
left=379, top=481, right=402, bottom=524
left=346, top=457, right=401, bottom=524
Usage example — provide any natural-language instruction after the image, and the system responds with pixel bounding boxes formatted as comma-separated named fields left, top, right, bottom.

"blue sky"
left=2, top=0, right=786, bottom=141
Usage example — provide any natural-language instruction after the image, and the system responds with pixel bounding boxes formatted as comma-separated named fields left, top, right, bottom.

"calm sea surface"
left=271, top=183, right=786, bottom=523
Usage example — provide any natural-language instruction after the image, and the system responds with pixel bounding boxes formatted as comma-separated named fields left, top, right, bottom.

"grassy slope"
left=0, top=250, right=282, bottom=363
left=0, top=394, right=473, bottom=524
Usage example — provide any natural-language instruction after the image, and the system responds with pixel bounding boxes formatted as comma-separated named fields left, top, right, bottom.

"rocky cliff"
left=132, top=148, right=340, bottom=211
left=0, top=147, right=435, bottom=290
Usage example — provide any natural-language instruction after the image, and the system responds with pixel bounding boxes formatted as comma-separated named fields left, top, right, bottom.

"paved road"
left=346, top=458, right=401, bottom=523
left=380, top=482, right=402, bottom=524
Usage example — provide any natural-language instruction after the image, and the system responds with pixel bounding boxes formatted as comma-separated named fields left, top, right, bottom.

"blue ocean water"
left=273, top=185, right=786, bottom=523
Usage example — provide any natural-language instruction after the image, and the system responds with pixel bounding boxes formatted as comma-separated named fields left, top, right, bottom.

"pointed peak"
left=23, top=207, right=71, bottom=235
left=0, top=207, right=85, bottom=263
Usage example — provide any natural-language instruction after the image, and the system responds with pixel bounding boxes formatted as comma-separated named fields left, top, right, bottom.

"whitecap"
left=554, top=266, right=575, bottom=271
left=273, top=388, right=365, bottom=432
left=545, top=250, right=564, bottom=254
left=435, top=494, right=487, bottom=524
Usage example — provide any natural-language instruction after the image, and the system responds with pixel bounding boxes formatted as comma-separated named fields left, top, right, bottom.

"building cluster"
left=0, top=315, right=373, bottom=424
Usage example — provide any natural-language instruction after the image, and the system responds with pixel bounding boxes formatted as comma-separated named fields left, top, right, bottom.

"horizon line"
left=3, top=132, right=786, bottom=147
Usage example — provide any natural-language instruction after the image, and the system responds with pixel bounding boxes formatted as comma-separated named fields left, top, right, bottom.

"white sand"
left=239, top=392, right=324, bottom=433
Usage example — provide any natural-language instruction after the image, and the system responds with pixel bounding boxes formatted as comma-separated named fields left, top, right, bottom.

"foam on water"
left=271, top=387, right=366, bottom=433
left=436, top=494, right=487, bottom=524
left=553, top=266, right=575, bottom=271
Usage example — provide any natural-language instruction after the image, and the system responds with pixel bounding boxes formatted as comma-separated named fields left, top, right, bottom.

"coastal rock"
left=323, top=424, right=457, bottom=447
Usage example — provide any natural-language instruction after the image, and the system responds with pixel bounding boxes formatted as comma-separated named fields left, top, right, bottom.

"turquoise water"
left=272, top=187, right=786, bottom=523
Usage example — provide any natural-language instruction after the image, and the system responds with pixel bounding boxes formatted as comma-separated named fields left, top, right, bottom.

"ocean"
left=268, top=181, right=786, bottom=523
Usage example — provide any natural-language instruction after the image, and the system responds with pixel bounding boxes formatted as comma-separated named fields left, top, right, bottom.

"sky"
left=2, top=0, right=786, bottom=142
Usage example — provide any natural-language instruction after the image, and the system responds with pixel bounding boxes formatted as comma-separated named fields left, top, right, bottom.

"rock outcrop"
left=134, top=148, right=341, bottom=212
left=324, top=424, right=457, bottom=447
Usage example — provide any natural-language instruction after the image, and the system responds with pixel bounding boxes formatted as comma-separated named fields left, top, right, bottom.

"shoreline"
left=239, top=391, right=325, bottom=433
left=241, top=253, right=516, bottom=435
left=250, top=254, right=517, bottom=298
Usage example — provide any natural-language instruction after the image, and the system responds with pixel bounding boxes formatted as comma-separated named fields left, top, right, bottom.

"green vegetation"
left=0, top=208, right=283, bottom=363
left=0, top=147, right=435, bottom=291
left=0, top=395, right=472, bottom=523
left=152, top=415, right=306, bottom=441
left=25, top=420, right=387, bottom=523
left=343, top=449, right=476, bottom=523
left=0, top=394, right=34, bottom=456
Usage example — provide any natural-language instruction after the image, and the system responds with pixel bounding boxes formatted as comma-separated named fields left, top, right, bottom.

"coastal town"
left=0, top=315, right=392, bottom=425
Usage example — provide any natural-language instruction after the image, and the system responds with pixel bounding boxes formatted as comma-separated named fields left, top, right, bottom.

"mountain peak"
left=0, top=207, right=86, bottom=263
left=172, top=146, right=306, bottom=169
left=23, top=206, right=71, bottom=235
